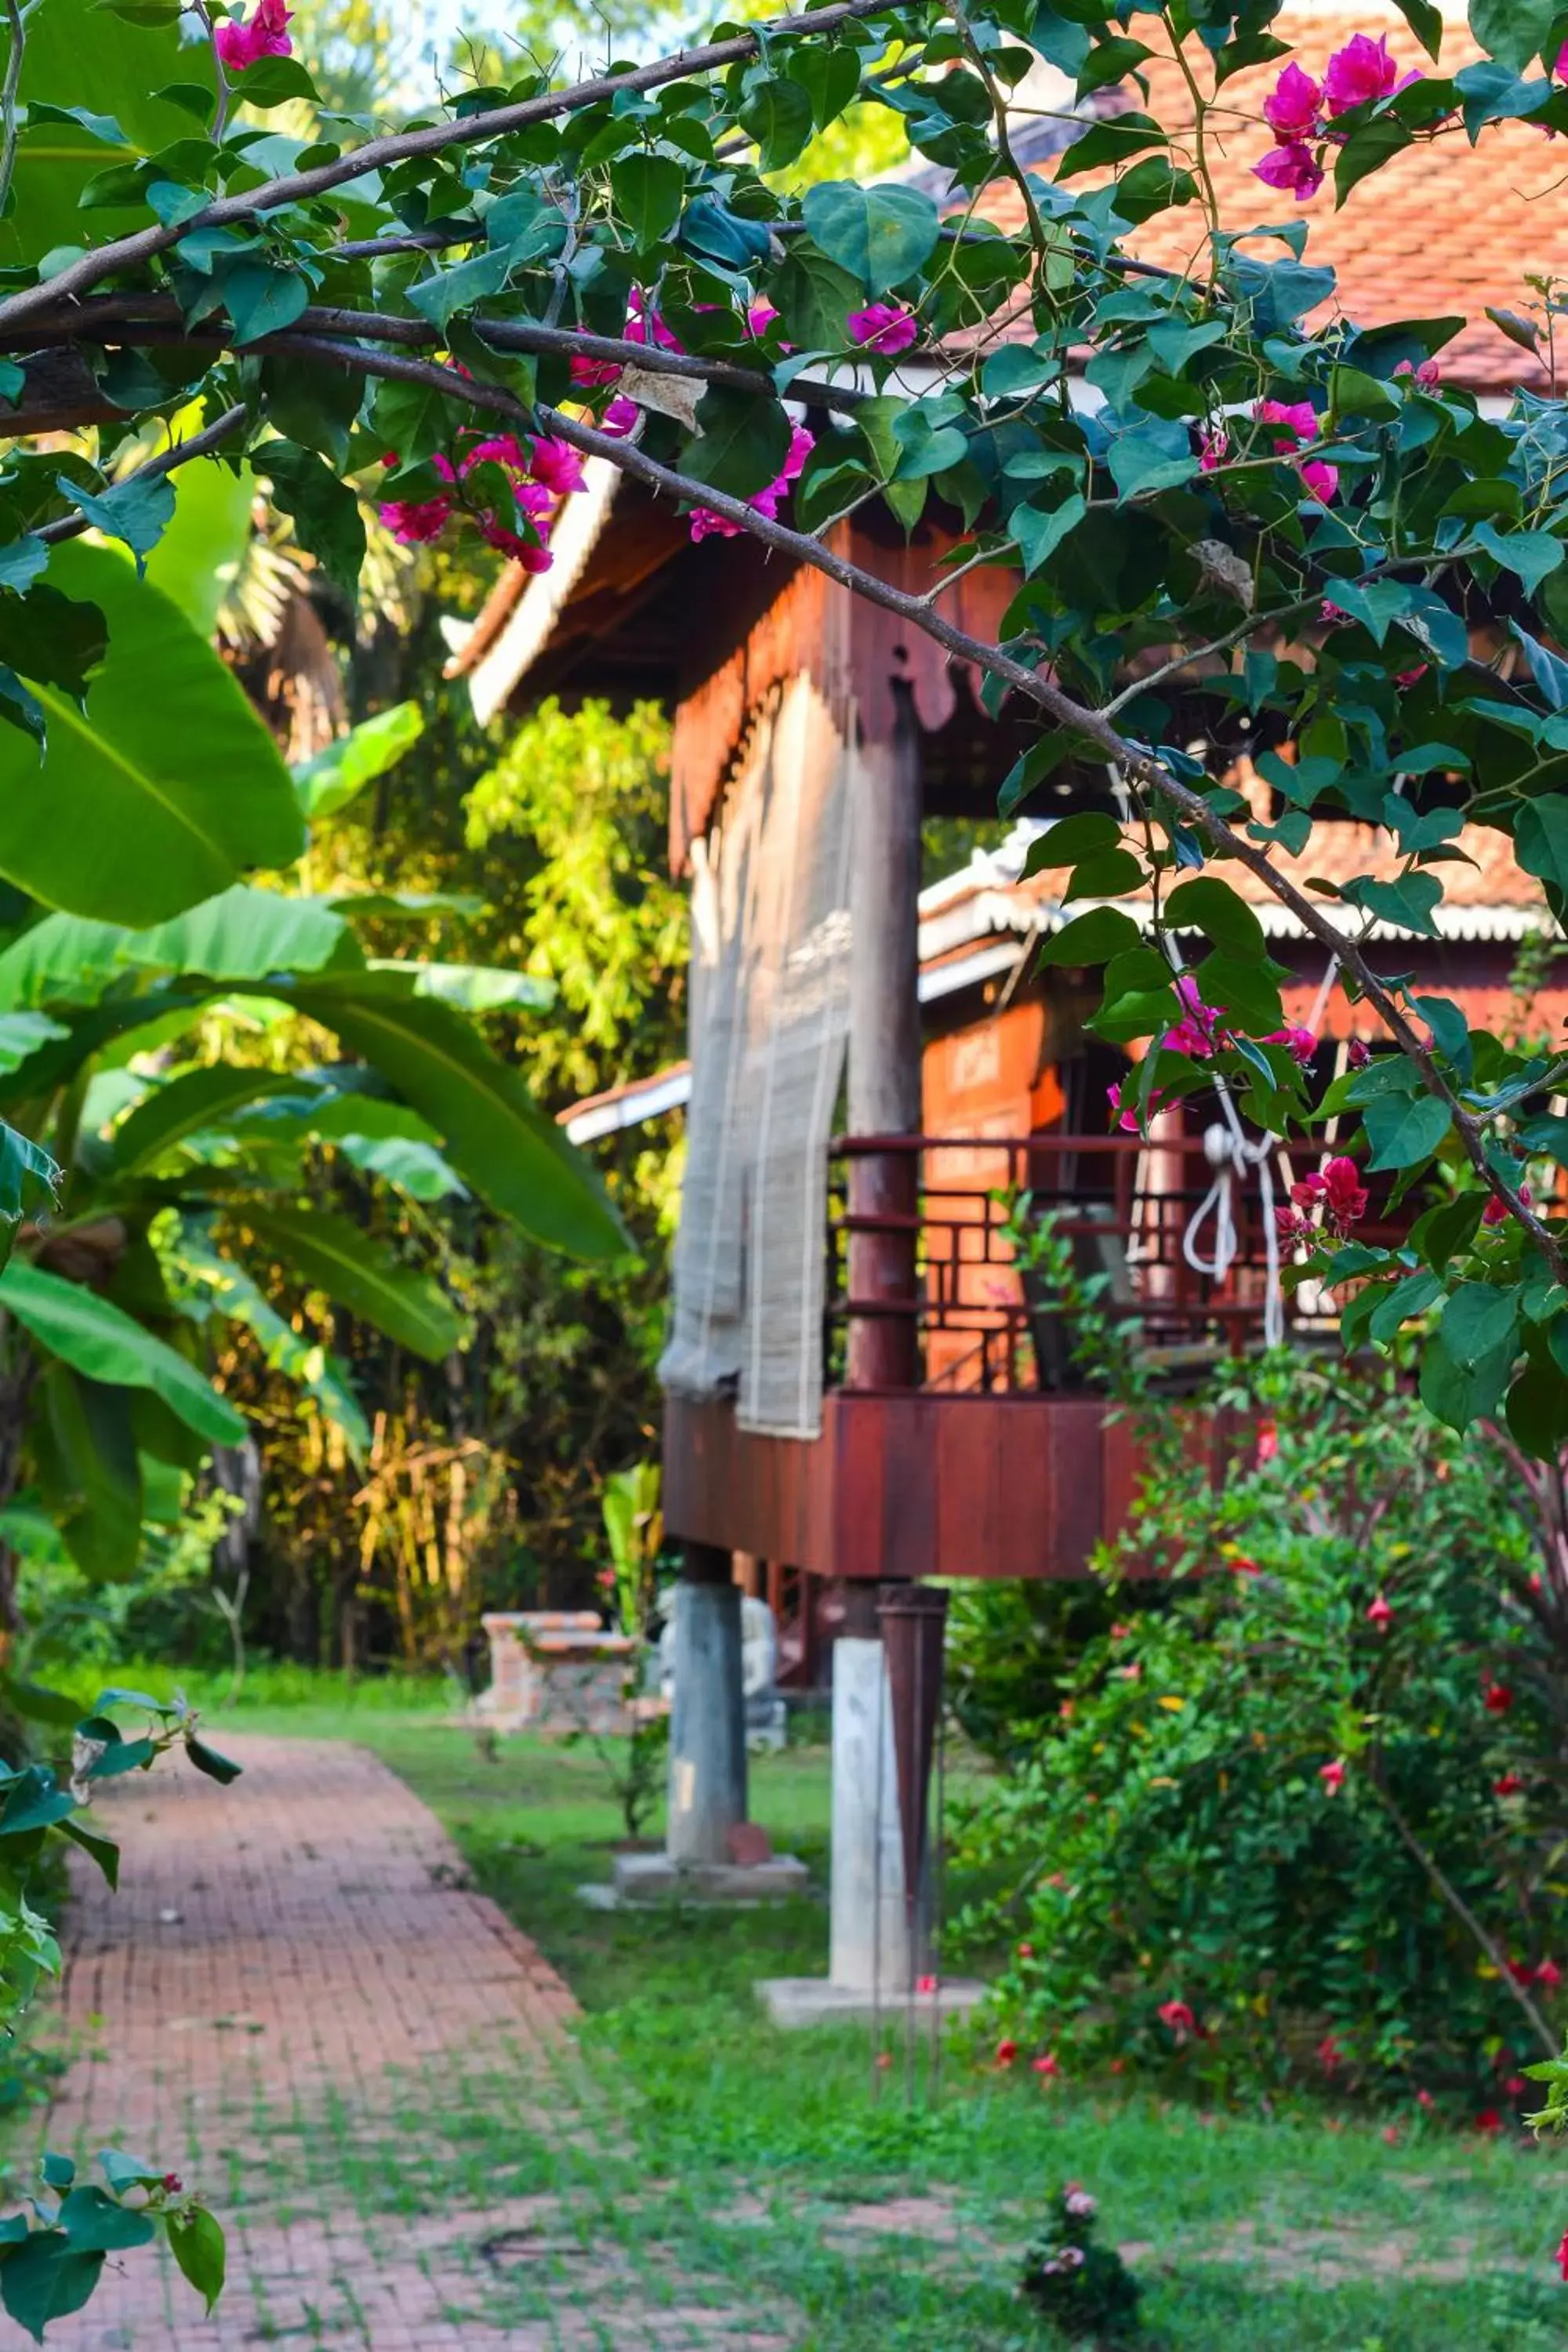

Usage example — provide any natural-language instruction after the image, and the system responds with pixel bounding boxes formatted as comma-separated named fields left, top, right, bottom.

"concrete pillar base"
left=829, top=1634, right=927, bottom=1994
left=666, top=1577, right=748, bottom=1865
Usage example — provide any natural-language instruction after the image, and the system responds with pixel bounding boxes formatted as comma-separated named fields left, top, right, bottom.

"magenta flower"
left=461, top=434, right=531, bottom=474
left=379, top=495, right=452, bottom=546
left=1558, top=42, right=1568, bottom=82
left=1291, top=1155, right=1367, bottom=1232
left=478, top=519, right=552, bottom=571
left=1323, top=34, right=1404, bottom=116
left=1300, top=456, right=1340, bottom=503
left=1252, top=143, right=1323, bottom=201
left=625, top=289, right=683, bottom=353
left=1537, top=1958, right=1563, bottom=1990
left=1394, top=357, right=1442, bottom=390
left=1319, top=1760, right=1346, bottom=1795
left=1264, top=61, right=1323, bottom=143
left=1265, top=1025, right=1317, bottom=1067
left=689, top=423, right=815, bottom=543
left=1257, top=397, right=1318, bottom=446
left=599, top=396, right=641, bottom=439
left=1347, top=1040, right=1370, bottom=1069
left=1366, top=1594, right=1392, bottom=1631
left=570, top=352, right=621, bottom=389
left=848, top=301, right=919, bottom=357
left=1483, top=1180, right=1530, bottom=1227
left=1157, top=1999, right=1196, bottom=2040
left=214, top=0, right=292, bottom=71
left=746, top=299, right=782, bottom=339
left=1199, top=426, right=1229, bottom=472
left=1167, top=974, right=1223, bottom=1060
left=526, top=437, right=587, bottom=497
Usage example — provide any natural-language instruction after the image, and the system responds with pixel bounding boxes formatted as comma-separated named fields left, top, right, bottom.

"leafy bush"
left=953, top=1339, right=1568, bottom=2107
left=1020, top=2183, right=1141, bottom=2343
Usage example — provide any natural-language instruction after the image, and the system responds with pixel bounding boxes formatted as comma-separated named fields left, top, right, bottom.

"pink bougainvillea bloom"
left=570, top=352, right=621, bottom=389
left=848, top=302, right=919, bottom=356
left=1486, top=1683, right=1515, bottom=1715
left=1508, top=1959, right=1535, bottom=1986
left=1475, top=2108, right=1503, bottom=2134
left=379, top=495, right=452, bottom=545
left=1381, top=2125, right=1400, bottom=2146
left=915, top=1973, right=938, bottom=1994
left=996, top=2038, right=1018, bottom=2067
left=1319, top=1759, right=1346, bottom=1795
left=1483, top=1180, right=1531, bottom=1227
left=1118, top=1662, right=1142, bottom=1682
left=1506, top=2075, right=1528, bottom=2097
left=626, top=289, right=683, bottom=352
left=1018, top=1941, right=1035, bottom=1958
left=1395, top=358, right=1442, bottom=390
left=1366, top=1595, right=1392, bottom=1631
left=1494, top=1773, right=1525, bottom=1798
left=1264, top=61, right=1324, bottom=142
left=1110, top=1622, right=1132, bottom=1642
left=526, top=437, right=588, bottom=497
left=597, top=396, right=641, bottom=440
left=1251, top=143, right=1324, bottom=201
left=162, top=2172, right=183, bottom=2193
left=1292, top=1157, right=1368, bottom=1234
left=1167, top=974, right=1223, bottom=1060
left=1199, top=425, right=1229, bottom=471
left=1417, top=2088, right=1435, bottom=2111
left=1257, top=397, right=1315, bottom=445
left=746, top=299, right=781, bottom=338
left=479, top=520, right=552, bottom=571
left=1321, top=598, right=1350, bottom=624
left=1394, top=663, right=1429, bottom=687
left=1265, top=1025, right=1317, bottom=1067
left=1033, top=2052, right=1061, bottom=2077
left=1347, top=1040, right=1371, bottom=1069
left=1537, top=1958, right=1563, bottom=1991
left=1157, top=2000, right=1196, bottom=2038
left=1300, top=456, right=1340, bottom=504
left=1558, top=2228, right=1568, bottom=2281
left=1323, top=34, right=1403, bottom=115
left=214, top=0, right=292, bottom=71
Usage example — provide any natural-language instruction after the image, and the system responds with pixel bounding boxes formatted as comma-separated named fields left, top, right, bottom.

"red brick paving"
left=42, top=1734, right=587, bottom=2349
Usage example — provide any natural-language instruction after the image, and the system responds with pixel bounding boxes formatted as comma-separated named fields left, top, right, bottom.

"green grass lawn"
left=108, top=1676, right=1568, bottom=2347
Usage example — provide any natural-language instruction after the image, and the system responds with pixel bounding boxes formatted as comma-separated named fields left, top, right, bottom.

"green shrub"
left=1020, top=2183, right=1142, bottom=2342
left=952, top=1346, right=1568, bottom=2107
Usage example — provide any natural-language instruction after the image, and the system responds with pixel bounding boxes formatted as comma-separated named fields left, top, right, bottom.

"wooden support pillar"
left=847, top=682, right=923, bottom=1393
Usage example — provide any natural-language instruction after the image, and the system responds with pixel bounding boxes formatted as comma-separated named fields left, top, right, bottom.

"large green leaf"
left=800, top=181, right=940, bottom=296
left=174, top=1226, right=369, bottom=1456
left=33, top=1368, right=142, bottom=1580
left=284, top=971, right=627, bottom=1258
left=0, top=1260, right=245, bottom=1443
left=120, top=886, right=350, bottom=980
left=0, top=546, right=303, bottom=924
left=0, top=916, right=131, bottom=1011
left=111, top=1064, right=303, bottom=1171
left=4, top=0, right=213, bottom=268
left=238, top=1203, right=463, bottom=1360
left=136, top=448, right=255, bottom=639
left=292, top=703, right=424, bottom=825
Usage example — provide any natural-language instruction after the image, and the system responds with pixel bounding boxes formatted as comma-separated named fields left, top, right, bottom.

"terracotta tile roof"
left=976, top=5, right=1567, bottom=394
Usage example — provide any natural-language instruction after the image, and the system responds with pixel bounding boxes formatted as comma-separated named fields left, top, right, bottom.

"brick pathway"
left=36, top=1736, right=657, bottom=2351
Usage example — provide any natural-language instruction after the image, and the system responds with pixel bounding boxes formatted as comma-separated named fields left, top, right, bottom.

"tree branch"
left=0, top=0, right=898, bottom=333
left=36, top=404, right=246, bottom=543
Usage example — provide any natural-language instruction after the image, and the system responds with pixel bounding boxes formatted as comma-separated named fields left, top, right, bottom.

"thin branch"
left=36, top=403, right=247, bottom=543
left=0, top=0, right=898, bottom=332
left=0, top=0, right=24, bottom=224
left=1365, top=1773, right=1558, bottom=2061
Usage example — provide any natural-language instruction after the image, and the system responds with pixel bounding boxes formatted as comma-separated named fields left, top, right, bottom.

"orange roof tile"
left=977, top=6, right=1568, bottom=394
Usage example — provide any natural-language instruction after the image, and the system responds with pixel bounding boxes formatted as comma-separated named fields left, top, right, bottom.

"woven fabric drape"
left=659, top=668, right=855, bottom=1439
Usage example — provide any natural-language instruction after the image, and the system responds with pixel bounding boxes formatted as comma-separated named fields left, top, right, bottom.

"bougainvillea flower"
left=570, top=352, right=621, bottom=389
left=1264, top=61, right=1324, bottom=141
left=1381, top=2125, right=1400, bottom=2146
left=1319, top=1759, right=1346, bottom=1795
left=1276, top=1205, right=1313, bottom=1246
left=626, top=289, right=683, bottom=351
left=1291, top=1156, right=1368, bottom=1234
left=478, top=519, right=553, bottom=571
left=214, top=0, right=292, bottom=71
left=1366, top=1595, right=1392, bottom=1631
left=1199, top=426, right=1229, bottom=471
left=689, top=423, right=815, bottom=543
left=1321, top=598, right=1350, bottom=624
left=1485, top=1683, right=1514, bottom=1715
left=1417, top=2088, right=1434, bottom=2111
left=526, top=437, right=588, bottom=497
left=1157, top=2000, right=1196, bottom=2038
left=379, top=495, right=452, bottom=545
left=1300, top=456, right=1340, bottom=503
left=1266, top=1025, right=1317, bottom=1067
left=1252, top=142, right=1323, bottom=200
left=1483, top=1180, right=1530, bottom=1227
left=1395, top=357, right=1443, bottom=390
left=598, top=396, right=641, bottom=439
left=996, top=2038, right=1019, bottom=2067
left=1494, top=1773, right=1525, bottom=1798
left=1537, top=1958, right=1563, bottom=1991
left=848, top=302, right=919, bottom=355
left=1323, top=34, right=1405, bottom=115
left=1063, top=2187, right=1096, bottom=2216
left=1033, top=2052, right=1061, bottom=2077
left=1347, top=1040, right=1371, bottom=1069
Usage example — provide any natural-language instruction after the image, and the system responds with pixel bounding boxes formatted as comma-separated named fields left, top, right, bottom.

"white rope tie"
left=1181, top=1089, right=1285, bottom=1348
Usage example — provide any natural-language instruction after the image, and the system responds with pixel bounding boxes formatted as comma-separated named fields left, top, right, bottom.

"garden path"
left=40, top=1735, right=782, bottom=2351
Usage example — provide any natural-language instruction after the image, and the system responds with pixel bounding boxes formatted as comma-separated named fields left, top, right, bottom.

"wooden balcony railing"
left=824, top=1131, right=1387, bottom=1396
